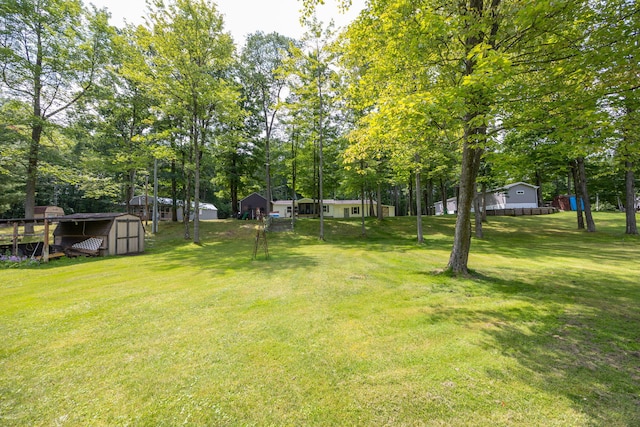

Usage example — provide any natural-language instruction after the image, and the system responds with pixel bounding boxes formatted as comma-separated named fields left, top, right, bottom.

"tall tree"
left=619, top=97, right=639, bottom=234
left=337, top=0, right=598, bottom=273
left=285, top=18, right=339, bottom=240
left=240, top=32, right=295, bottom=215
left=592, top=0, right=640, bottom=234
left=0, top=99, right=30, bottom=215
left=91, top=29, right=157, bottom=212
left=0, top=0, right=112, bottom=231
left=128, top=0, right=237, bottom=243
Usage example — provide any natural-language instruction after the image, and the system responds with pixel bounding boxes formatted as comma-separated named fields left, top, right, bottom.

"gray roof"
left=57, top=213, right=134, bottom=222
left=499, top=182, right=539, bottom=190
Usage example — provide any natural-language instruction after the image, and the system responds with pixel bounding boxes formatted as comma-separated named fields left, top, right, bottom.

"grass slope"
left=1, top=212, right=638, bottom=426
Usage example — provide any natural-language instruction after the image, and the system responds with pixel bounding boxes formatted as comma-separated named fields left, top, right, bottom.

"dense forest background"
left=1, top=0, right=638, bottom=272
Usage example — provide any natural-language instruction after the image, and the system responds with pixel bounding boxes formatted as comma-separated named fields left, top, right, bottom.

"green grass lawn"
left=1, top=212, right=638, bottom=426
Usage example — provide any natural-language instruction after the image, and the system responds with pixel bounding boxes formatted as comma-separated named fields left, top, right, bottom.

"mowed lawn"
left=1, top=212, right=638, bottom=426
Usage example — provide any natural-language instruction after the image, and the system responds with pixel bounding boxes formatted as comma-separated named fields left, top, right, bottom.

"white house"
left=272, top=198, right=396, bottom=219
left=435, top=182, right=540, bottom=215
left=434, top=197, right=459, bottom=215
left=129, top=196, right=218, bottom=221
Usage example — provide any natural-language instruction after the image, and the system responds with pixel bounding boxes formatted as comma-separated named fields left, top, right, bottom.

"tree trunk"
left=193, top=121, right=201, bottom=245
left=183, top=182, right=192, bottom=240
left=474, top=183, right=483, bottom=238
left=416, top=170, right=424, bottom=243
left=576, top=156, right=595, bottom=232
left=440, top=178, right=448, bottom=214
left=447, top=140, right=484, bottom=275
left=126, top=169, right=136, bottom=214
left=481, top=182, right=487, bottom=222
left=230, top=153, right=238, bottom=220
left=24, top=24, right=44, bottom=234
left=183, top=148, right=192, bottom=240
left=171, top=159, right=178, bottom=222
left=25, top=122, right=42, bottom=232
left=408, top=175, right=415, bottom=216
left=291, top=135, right=297, bottom=227
left=571, top=160, right=585, bottom=230
left=361, top=183, right=366, bottom=237
left=369, top=191, right=375, bottom=217
left=265, top=133, right=272, bottom=215
left=625, top=160, right=637, bottom=234
left=426, top=179, right=433, bottom=216
left=535, top=169, right=543, bottom=207
left=318, top=83, right=324, bottom=241
left=377, top=182, right=383, bottom=220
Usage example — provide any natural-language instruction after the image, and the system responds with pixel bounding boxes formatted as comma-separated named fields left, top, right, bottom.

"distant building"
left=33, top=206, right=64, bottom=219
left=483, top=182, right=540, bottom=210
left=271, top=198, right=395, bottom=219
left=129, top=196, right=218, bottom=221
left=435, top=182, right=540, bottom=215
left=54, top=212, right=144, bottom=256
left=239, top=193, right=268, bottom=219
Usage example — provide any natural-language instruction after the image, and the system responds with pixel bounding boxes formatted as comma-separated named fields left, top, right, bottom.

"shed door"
left=115, top=219, right=141, bottom=254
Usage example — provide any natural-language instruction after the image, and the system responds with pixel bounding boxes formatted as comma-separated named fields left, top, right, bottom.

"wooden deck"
left=485, top=207, right=558, bottom=216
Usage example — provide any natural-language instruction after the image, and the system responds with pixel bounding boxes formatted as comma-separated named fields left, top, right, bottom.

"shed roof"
left=34, top=206, right=64, bottom=214
left=240, top=192, right=267, bottom=202
left=57, top=213, right=134, bottom=222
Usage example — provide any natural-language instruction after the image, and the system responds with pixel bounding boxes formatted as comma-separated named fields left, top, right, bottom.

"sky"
left=88, top=0, right=366, bottom=45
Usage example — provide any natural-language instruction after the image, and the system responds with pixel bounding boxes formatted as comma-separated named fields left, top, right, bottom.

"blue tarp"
left=569, top=196, right=585, bottom=211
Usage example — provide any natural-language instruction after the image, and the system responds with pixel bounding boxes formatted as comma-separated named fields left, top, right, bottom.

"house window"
left=286, top=206, right=292, bottom=212
left=323, top=205, right=329, bottom=213
left=352, top=206, right=360, bottom=215
left=516, top=190, right=525, bottom=195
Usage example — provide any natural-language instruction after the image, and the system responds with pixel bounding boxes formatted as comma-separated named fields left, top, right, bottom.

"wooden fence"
left=0, top=219, right=54, bottom=262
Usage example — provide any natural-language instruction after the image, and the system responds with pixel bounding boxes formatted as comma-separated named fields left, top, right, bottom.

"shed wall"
left=111, top=217, right=144, bottom=255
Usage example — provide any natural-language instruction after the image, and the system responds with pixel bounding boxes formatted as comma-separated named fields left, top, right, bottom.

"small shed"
left=239, top=192, right=268, bottom=219
left=129, top=196, right=174, bottom=221
left=34, top=206, right=64, bottom=219
left=192, top=202, right=219, bottom=220
left=129, top=196, right=218, bottom=221
left=54, top=213, right=144, bottom=256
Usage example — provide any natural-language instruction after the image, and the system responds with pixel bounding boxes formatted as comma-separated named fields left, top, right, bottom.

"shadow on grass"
left=475, top=213, right=640, bottom=264
left=425, top=270, right=640, bottom=425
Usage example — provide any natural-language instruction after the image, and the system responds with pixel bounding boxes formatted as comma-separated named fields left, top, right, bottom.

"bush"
left=0, top=252, right=39, bottom=268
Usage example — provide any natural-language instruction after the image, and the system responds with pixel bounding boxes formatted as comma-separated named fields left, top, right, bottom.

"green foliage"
left=1, top=0, right=638, bottom=267
left=0, top=0, right=114, bottom=222
left=0, top=99, right=30, bottom=214
left=119, top=0, right=240, bottom=241
left=239, top=31, right=297, bottom=207
left=282, top=18, right=345, bottom=201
